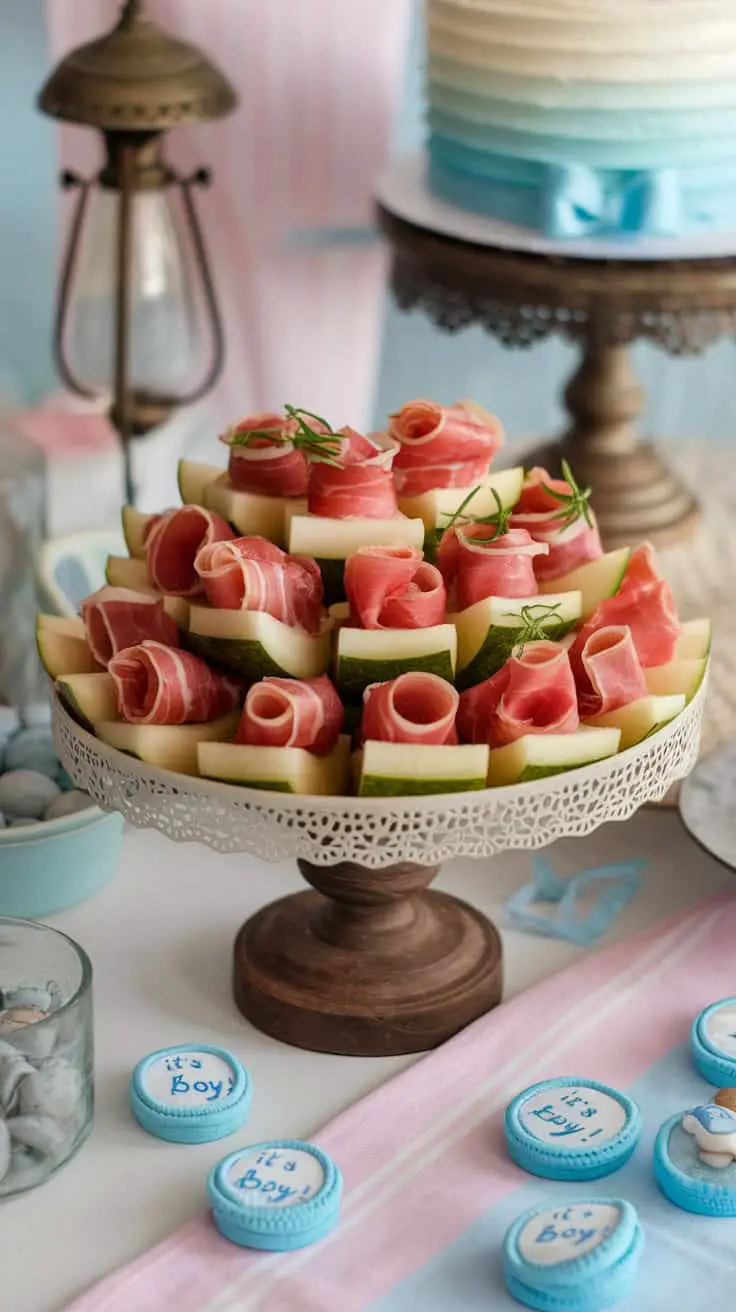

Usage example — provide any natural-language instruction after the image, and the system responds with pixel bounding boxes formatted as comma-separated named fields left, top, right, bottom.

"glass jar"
left=0, top=917, right=93, bottom=1196
left=0, top=420, right=47, bottom=710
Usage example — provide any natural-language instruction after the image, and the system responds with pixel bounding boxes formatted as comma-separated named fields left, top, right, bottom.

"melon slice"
left=487, top=726, right=621, bottom=786
left=584, top=694, right=685, bottom=750
left=95, top=712, right=240, bottom=776
left=288, top=514, right=425, bottom=605
left=105, top=555, right=154, bottom=592
left=203, top=476, right=287, bottom=545
left=675, top=618, right=712, bottom=661
left=36, top=615, right=103, bottom=679
left=538, top=548, right=631, bottom=618
left=335, top=624, right=457, bottom=702
left=397, top=466, right=524, bottom=535
left=56, top=672, right=120, bottom=730
left=355, top=741, right=490, bottom=797
left=454, top=591, right=582, bottom=689
left=645, top=658, right=707, bottom=702
left=198, top=736, right=351, bottom=795
left=121, top=505, right=155, bottom=559
left=186, top=606, right=332, bottom=680
left=177, top=459, right=222, bottom=506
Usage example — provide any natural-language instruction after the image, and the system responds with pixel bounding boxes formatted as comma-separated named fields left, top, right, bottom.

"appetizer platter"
left=45, top=400, right=708, bottom=1057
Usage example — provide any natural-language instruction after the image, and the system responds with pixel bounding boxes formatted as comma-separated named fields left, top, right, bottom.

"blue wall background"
left=3, top=0, right=735, bottom=448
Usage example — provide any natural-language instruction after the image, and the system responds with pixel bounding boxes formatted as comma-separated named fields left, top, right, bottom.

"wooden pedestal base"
left=233, top=860, right=503, bottom=1057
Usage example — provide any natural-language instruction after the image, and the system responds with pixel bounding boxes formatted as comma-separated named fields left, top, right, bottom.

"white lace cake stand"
left=52, top=687, right=705, bottom=1058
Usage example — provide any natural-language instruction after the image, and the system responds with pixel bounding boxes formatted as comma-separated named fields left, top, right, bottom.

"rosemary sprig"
left=504, top=601, right=563, bottom=654
left=440, top=486, right=512, bottom=543
left=283, top=404, right=344, bottom=467
left=543, top=459, right=594, bottom=529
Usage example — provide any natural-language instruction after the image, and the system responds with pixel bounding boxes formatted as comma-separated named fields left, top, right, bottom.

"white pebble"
left=18, top=1059, right=84, bottom=1126
left=9, top=1114, right=69, bottom=1161
left=0, top=771, right=60, bottom=819
left=44, top=790, right=94, bottom=821
left=0, top=1119, right=9, bottom=1183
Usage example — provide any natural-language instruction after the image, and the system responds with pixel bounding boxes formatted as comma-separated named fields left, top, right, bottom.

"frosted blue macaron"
left=208, top=1139, right=342, bottom=1251
left=691, top=998, right=736, bottom=1086
left=655, top=1105, right=736, bottom=1216
left=130, top=1044, right=251, bottom=1144
left=503, top=1198, right=643, bottom=1312
left=504, top=1078, right=641, bottom=1181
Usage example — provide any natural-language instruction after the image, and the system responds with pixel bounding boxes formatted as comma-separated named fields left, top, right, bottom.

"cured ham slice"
left=576, top=625, right=647, bottom=719
left=108, top=641, right=241, bottom=726
left=81, top=586, right=179, bottom=668
left=194, top=536, right=325, bottom=634
left=457, top=640, right=579, bottom=747
left=307, top=427, right=399, bottom=519
left=344, top=546, right=446, bottom=630
left=145, top=506, right=235, bottom=596
left=222, top=411, right=309, bottom=497
left=235, top=675, right=343, bottom=755
left=438, top=525, right=549, bottom=608
left=388, top=399, right=504, bottom=496
left=569, top=544, right=680, bottom=673
left=511, top=467, right=603, bottom=582
left=362, top=672, right=459, bottom=744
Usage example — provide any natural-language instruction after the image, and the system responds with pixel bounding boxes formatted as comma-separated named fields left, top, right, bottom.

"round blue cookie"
left=130, top=1044, right=251, bottom=1144
left=503, top=1198, right=643, bottom=1312
left=208, top=1140, right=342, bottom=1251
left=504, top=1078, right=641, bottom=1181
left=655, top=1104, right=736, bottom=1216
left=691, top=998, right=736, bottom=1086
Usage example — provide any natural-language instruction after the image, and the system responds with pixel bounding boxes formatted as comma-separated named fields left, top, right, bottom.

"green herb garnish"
left=543, top=459, right=594, bottom=529
left=440, top=486, right=512, bottom=543
left=504, top=601, right=564, bottom=653
left=220, top=406, right=344, bottom=467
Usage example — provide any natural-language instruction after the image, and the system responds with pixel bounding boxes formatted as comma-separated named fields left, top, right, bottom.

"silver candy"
left=9, top=1114, right=69, bottom=1162
left=44, top=790, right=94, bottom=821
left=18, top=1058, right=84, bottom=1127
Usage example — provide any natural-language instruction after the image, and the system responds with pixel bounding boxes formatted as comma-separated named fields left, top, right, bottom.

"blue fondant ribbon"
left=543, top=164, right=684, bottom=239
left=505, top=854, right=645, bottom=946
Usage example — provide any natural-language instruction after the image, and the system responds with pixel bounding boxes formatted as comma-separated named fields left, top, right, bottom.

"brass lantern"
left=38, top=0, right=237, bottom=502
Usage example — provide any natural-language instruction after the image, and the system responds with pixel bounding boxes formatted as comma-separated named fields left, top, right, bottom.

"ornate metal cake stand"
left=53, top=685, right=705, bottom=1059
left=378, top=176, right=736, bottom=550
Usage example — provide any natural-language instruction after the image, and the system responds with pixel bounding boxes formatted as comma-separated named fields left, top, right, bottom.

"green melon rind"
left=203, top=776, right=293, bottom=793
left=315, top=557, right=347, bottom=607
left=121, top=505, right=154, bottom=559
left=186, top=607, right=332, bottom=681
left=359, top=774, right=486, bottom=797
left=185, top=632, right=298, bottom=682
left=455, top=618, right=578, bottom=690
left=337, top=649, right=455, bottom=703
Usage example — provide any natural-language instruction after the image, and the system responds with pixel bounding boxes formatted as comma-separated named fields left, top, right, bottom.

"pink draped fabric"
left=45, top=1, right=412, bottom=431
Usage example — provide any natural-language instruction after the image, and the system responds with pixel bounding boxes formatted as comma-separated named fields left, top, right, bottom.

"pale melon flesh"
left=336, top=624, right=457, bottom=701
left=674, top=618, right=712, bottom=661
left=356, top=741, right=490, bottom=797
left=288, top=514, right=425, bottom=604
left=487, top=727, right=621, bottom=786
left=203, top=477, right=287, bottom=546
left=105, top=555, right=154, bottom=592
left=121, top=505, right=155, bottom=559
left=36, top=616, right=102, bottom=679
left=397, top=466, right=524, bottom=534
left=56, top=672, right=120, bottom=730
left=454, top=591, right=582, bottom=689
left=177, top=459, right=222, bottom=506
left=198, top=737, right=351, bottom=795
left=186, top=606, right=332, bottom=681
left=95, top=712, right=240, bottom=777
left=645, top=658, right=707, bottom=702
left=538, top=548, right=631, bottom=618
left=584, top=694, right=686, bottom=750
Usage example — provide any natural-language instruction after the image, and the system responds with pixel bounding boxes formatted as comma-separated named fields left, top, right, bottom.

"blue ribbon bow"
left=543, top=164, right=684, bottom=240
left=505, top=853, right=645, bottom=947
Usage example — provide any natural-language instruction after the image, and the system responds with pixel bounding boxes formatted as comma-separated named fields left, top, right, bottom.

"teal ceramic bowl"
left=0, top=805, right=123, bottom=918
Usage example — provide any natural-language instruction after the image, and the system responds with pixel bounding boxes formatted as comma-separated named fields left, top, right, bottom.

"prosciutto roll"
left=438, top=525, right=549, bottom=608
left=362, top=672, right=459, bottom=745
left=145, top=506, right=235, bottom=596
left=235, top=675, right=343, bottom=755
left=569, top=544, right=680, bottom=673
left=344, top=546, right=446, bottom=630
left=388, top=399, right=503, bottom=496
left=222, top=411, right=309, bottom=497
left=307, top=427, right=399, bottom=519
left=108, top=641, right=241, bottom=726
left=458, top=641, right=579, bottom=747
left=81, top=586, right=179, bottom=668
left=576, top=625, right=647, bottom=719
left=194, top=536, right=325, bottom=634
left=511, top=467, right=603, bottom=582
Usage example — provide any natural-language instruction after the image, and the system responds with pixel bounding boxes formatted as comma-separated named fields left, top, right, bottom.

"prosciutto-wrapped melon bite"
left=576, top=625, right=686, bottom=749
left=458, top=640, right=620, bottom=786
left=386, top=398, right=522, bottom=556
left=186, top=536, right=333, bottom=681
left=445, top=495, right=582, bottom=690
left=94, top=641, right=242, bottom=775
left=198, top=675, right=350, bottom=795
left=285, top=410, right=424, bottom=605
left=334, top=545, right=456, bottom=703
left=353, top=672, right=489, bottom=797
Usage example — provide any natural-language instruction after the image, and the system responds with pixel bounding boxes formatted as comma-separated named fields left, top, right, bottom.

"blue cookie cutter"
left=208, top=1139, right=342, bottom=1251
left=505, top=1077, right=641, bottom=1181
left=655, top=1107, right=736, bottom=1216
left=503, top=1197, right=644, bottom=1312
left=691, top=997, right=736, bottom=1086
left=130, top=1043, right=251, bottom=1144
left=505, top=855, right=644, bottom=947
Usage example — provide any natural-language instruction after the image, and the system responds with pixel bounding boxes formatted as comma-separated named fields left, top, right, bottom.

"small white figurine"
left=682, top=1104, right=736, bottom=1169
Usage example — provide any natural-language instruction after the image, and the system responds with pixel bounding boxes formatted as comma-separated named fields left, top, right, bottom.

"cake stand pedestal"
left=53, top=684, right=705, bottom=1057
left=377, top=158, right=736, bottom=550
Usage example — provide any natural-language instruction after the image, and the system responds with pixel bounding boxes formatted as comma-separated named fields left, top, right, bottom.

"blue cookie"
left=130, top=1044, right=251, bottom=1144
left=504, top=1078, right=641, bottom=1181
left=208, top=1140, right=342, bottom=1251
left=655, top=1105, right=736, bottom=1216
left=692, top=998, right=736, bottom=1086
left=503, top=1198, right=644, bottom=1312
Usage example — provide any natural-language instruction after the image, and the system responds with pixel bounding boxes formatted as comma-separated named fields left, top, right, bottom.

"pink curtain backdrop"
left=45, top=0, right=412, bottom=433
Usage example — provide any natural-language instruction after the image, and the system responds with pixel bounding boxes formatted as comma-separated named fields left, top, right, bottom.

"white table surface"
left=5, top=809, right=734, bottom=1312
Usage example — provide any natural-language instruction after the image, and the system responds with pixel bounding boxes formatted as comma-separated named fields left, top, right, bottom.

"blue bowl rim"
left=0, top=803, right=121, bottom=847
